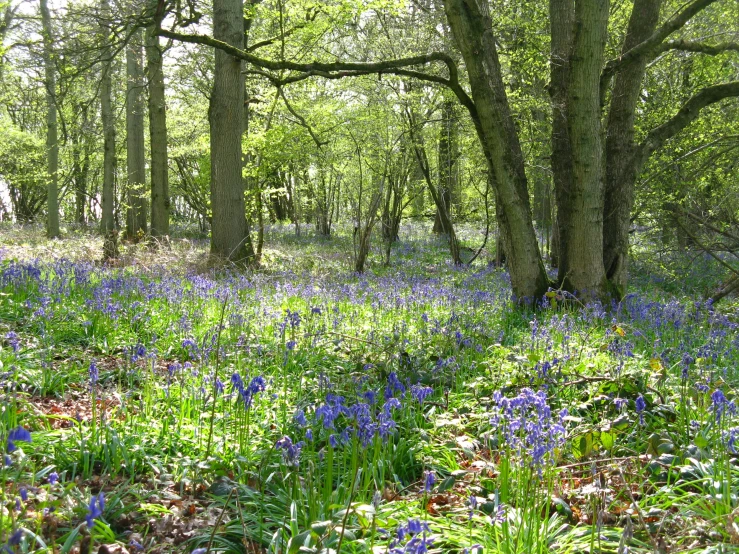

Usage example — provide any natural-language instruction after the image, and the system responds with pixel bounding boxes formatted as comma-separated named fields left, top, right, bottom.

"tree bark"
left=126, top=28, right=147, bottom=239
left=434, top=100, right=457, bottom=234
left=548, top=0, right=573, bottom=278
left=146, top=1, right=170, bottom=238
left=603, top=0, right=662, bottom=295
left=443, top=0, right=549, bottom=300
left=556, top=0, right=610, bottom=297
left=40, top=0, right=59, bottom=238
left=72, top=104, right=91, bottom=225
left=209, top=0, right=255, bottom=264
left=100, top=0, right=116, bottom=234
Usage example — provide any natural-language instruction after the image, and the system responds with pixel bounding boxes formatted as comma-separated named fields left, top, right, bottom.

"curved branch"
left=157, top=26, right=479, bottom=128
left=637, top=81, right=739, bottom=162
left=278, top=87, right=328, bottom=148
left=601, top=0, right=721, bottom=90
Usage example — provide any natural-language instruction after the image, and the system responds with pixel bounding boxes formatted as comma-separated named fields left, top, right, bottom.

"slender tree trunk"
left=555, top=0, right=610, bottom=297
left=146, top=2, right=170, bottom=238
left=100, top=0, right=116, bottom=233
left=443, top=0, right=549, bottom=301
left=210, top=0, right=255, bottom=264
left=40, top=0, right=59, bottom=238
left=126, top=28, right=147, bottom=240
left=434, top=100, right=457, bottom=234
left=72, top=114, right=90, bottom=225
left=603, top=0, right=662, bottom=295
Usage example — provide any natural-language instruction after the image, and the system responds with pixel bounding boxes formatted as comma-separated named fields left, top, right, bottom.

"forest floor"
left=0, top=222, right=737, bottom=554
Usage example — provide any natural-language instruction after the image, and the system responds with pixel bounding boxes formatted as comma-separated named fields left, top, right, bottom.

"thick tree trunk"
left=146, top=5, right=170, bottom=238
left=443, top=0, right=549, bottom=300
left=100, top=0, right=116, bottom=234
left=40, top=0, right=59, bottom=238
left=126, top=28, right=147, bottom=240
left=603, top=0, right=662, bottom=296
left=209, top=0, right=255, bottom=264
left=555, top=0, right=610, bottom=298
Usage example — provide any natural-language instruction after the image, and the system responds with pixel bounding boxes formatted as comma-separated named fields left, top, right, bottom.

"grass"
left=0, top=221, right=737, bottom=553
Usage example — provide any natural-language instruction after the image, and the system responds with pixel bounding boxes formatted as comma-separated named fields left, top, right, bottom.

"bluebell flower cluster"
left=635, top=395, right=647, bottom=426
left=389, top=519, right=434, bottom=554
left=230, top=373, right=266, bottom=408
left=490, top=388, right=566, bottom=470
left=276, top=436, right=304, bottom=466
left=4, top=331, right=20, bottom=352
left=423, top=470, right=435, bottom=493
left=85, top=492, right=105, bottom=528
left=711, top=389, right=735, bottom=423
left=89, top=359, right=99, bottom=386
left=724, top=427, right=738, bottom=453
left=6, top=426, right=31, bottom=453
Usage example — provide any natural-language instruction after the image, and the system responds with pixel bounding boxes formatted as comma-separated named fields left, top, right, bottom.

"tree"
left=146, top=0, right=169, bottom=238
left=126, top=27, right=147, bottom=239
left=209, top=0, right=255, bottom=264
left=100, top=0, right=116, bottom=233
left=39, top=0, right=59, bottom=238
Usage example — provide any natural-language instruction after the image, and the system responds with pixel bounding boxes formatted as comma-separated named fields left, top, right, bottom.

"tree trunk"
left=100, top=0, right=116, bottom=234
left=209, top=0, right=255, bottom=264
left=603, top=0, right=662, bottom=296
left=146, top=3, right=170, bottom=238
left=72, top=108, right=91, bottom=225
left=40, top=0, right=59, bottom=238
left=434, top=100, right=457, bottom=234
left=126, top=28, right=147, bottom=240
left=553, top=0, right=610, bottom=298
left=443, top=0, right=549, bottom=301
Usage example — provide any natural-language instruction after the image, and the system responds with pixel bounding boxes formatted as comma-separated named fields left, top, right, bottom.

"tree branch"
left=655, top=39, right=739, bottom=57
left=157, top=25, right=480, bottom=127
left=278, top=87, right=328, bottom=148
left=638, top=81, right=739, bottom=161
left=601, top=0, right=721, bottom=90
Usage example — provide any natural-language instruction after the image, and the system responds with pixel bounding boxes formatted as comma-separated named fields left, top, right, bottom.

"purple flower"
left=6, top=426, right=31, bottom=453
left=711, top=389, right=729, bottom=422
left=5, top=332, right=20, bottom=352
left=89, top=360, right=99, bottom=386
left=390, top=519, right=433, bottom=554
left=490, top=388, right=566, bottom=471
left=275, top=436, right=303, bottom=466
left=411, top=384, right=433, bottom=405
left=613, top=398, right=627, bottom=412
left=294, top=409, right=308, bottom=427
left=423, top=470, right=435, bottom=493
left=635, top=395, right=646, bottom=426
left=48, top=472, right=59, bottom=485
left=8, top=529, right=23, bottom=546
left=85, top=492, right=105, bottom=528
left=725, top=428, right=738, bottom=453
